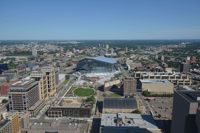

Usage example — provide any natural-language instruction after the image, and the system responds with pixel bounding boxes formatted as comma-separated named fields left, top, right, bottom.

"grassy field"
left=63, top=80, right=68, bottom=84
left=74, top=87, right=95, bottom=97
left=107, top=92, right=122, bottom=97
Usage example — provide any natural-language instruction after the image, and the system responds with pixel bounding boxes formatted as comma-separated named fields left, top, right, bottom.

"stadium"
left=76, top=56, right=118, bottom=74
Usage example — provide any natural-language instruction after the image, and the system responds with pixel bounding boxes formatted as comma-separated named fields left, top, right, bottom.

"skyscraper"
left=171, top=90, right=200, bottom=133
left=180, top=62, right=190, bottom=73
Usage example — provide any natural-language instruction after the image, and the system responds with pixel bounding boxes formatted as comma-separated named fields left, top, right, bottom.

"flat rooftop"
left=103, top=98, right=137, bottom=109
left=177, top=90, right=200, bottom=103
left=59, top=98, right=82, bottom=108
left=140, top=79, right=171, bottom=84
left=29, top=119, right=89, bottom=132
left=136, top=71, right=188, bottom=76
left=10, top=77, right=38, bottom=92
left=101, top=113, right=159, bottom=130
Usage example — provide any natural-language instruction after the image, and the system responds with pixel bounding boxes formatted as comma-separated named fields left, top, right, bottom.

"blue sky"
left=0, top=0, right=200, bottom=40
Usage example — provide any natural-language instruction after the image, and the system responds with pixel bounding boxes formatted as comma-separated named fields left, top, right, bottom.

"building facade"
left=123, top=77, right=136, bottom=96
left=100, top=113, right=161, bottom=133
left=171, top=90, right=200, bottom=133
left=76, top=56, right=118, bottom=73
left=8, top=79, right=39, bottom=111
left=180, top=62, right=190, bottom=73
left=30, top=71, right=48, bottom=100
left=133, top=72, right=191, bottom=85
left=139, top=79, right=174, bottom=94
left=0, top=112, right=20, bottom=133
left=41, top=67, right=57, bottom=97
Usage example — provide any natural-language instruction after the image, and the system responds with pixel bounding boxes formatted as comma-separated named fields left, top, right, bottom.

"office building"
left=47, top=98, right=92, bottom=117
left=21, top=119, right=89, bottom=133
left=8, top=78, right=39, bottom=111
left=30, top=71, right=48, bottom=100
left=123, top=77, right=136, bottom=96
left=0, top=119, right=11, bottom=133
left=0, top=112, right=20, bottom=133
left=133, top=72, right=192, bottom=85
left=196, top=107, right=200, bottom=133
left=32, top=47, right=37, bottom=57
left=139, top=79, right=174, bottom=94
left=103, top=98, right=138, bottom=113
left=180, top=62, right=190, bottom=73
left=41, top=67, right=57, bottom=97
left=0, top=82, right=9, bottom=96
left=171, top=90, right=200, bottom=133
left=100, top=113, right=161, bottom=133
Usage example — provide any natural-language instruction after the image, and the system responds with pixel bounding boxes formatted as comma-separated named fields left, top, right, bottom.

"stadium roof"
left=90, top=56, right=117, bottom=64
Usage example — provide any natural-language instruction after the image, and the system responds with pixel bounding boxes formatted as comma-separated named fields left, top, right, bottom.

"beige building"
left=104, top=79, right=121, bottom=91
left=30, top=71, right=48, bottom=100
left=134, top=71, right=191, bottom=85
left=123, top=77, right=136, bottom=96
left=0, top=112, right=20, bottom=133
left=41, top=67, right=57, bottom=97
left=139, top=79, right=174, bottom=94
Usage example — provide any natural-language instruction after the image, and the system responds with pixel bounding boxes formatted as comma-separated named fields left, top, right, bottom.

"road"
left=30, top=76, right=76, bottom=121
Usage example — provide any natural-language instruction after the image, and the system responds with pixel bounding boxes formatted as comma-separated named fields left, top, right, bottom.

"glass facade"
left=76, top=58, right=117, bottom=73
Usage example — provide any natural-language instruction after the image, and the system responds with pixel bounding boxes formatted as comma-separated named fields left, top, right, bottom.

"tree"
left=2, top=99, right=8, bottom=104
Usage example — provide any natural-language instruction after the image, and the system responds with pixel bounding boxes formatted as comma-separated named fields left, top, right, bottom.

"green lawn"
left=63, top=80, right=68, bottom=84
left=74, top=87, right=95, bottom=97
left=108, top=93, right=122, bottom=98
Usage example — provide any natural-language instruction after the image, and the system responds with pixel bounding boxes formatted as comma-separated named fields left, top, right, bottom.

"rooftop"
left=59, top=98, right=82, bottom=108
left=89, top=56, right=117, bottom=64
left=10, top=78, right=38, bottom=92
left=140, top=79, right=171, bottom=84
left=101, top=113, right=160, bottom=130
left=177, top=90, right=200, bottom=102
left=104, top=98, right=137, bottom=109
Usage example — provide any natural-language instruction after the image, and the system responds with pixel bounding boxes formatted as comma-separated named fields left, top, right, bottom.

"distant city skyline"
left=0, top=0, right=200, bottom=40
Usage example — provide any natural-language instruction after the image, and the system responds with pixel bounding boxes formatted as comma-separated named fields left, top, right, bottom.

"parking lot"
left=148, top=97, right=173, bottom=120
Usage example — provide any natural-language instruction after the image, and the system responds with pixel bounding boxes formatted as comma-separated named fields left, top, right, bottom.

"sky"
left=0, top=0, right=200, bottom=40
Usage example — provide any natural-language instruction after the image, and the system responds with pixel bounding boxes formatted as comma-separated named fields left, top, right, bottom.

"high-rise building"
left=171, top=90, right=200, bottom=133
left=196, top=106, right=200, bottom=133
left=123, top=77, right=136, bottom=96
left=41, top=67, right=57, bottom=97
left=8, top=78, right=39, bottom=111
left=186, top=56, right=191, bottom=64
left=161, top=55, right=165, bottom=62
left=32, top=47, right=37, bottom=57
left=180, top=62, right=190, bottom=73
left=191, top=56, right=197, bottom=64
left=30, top=71, right=48, bottom=100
